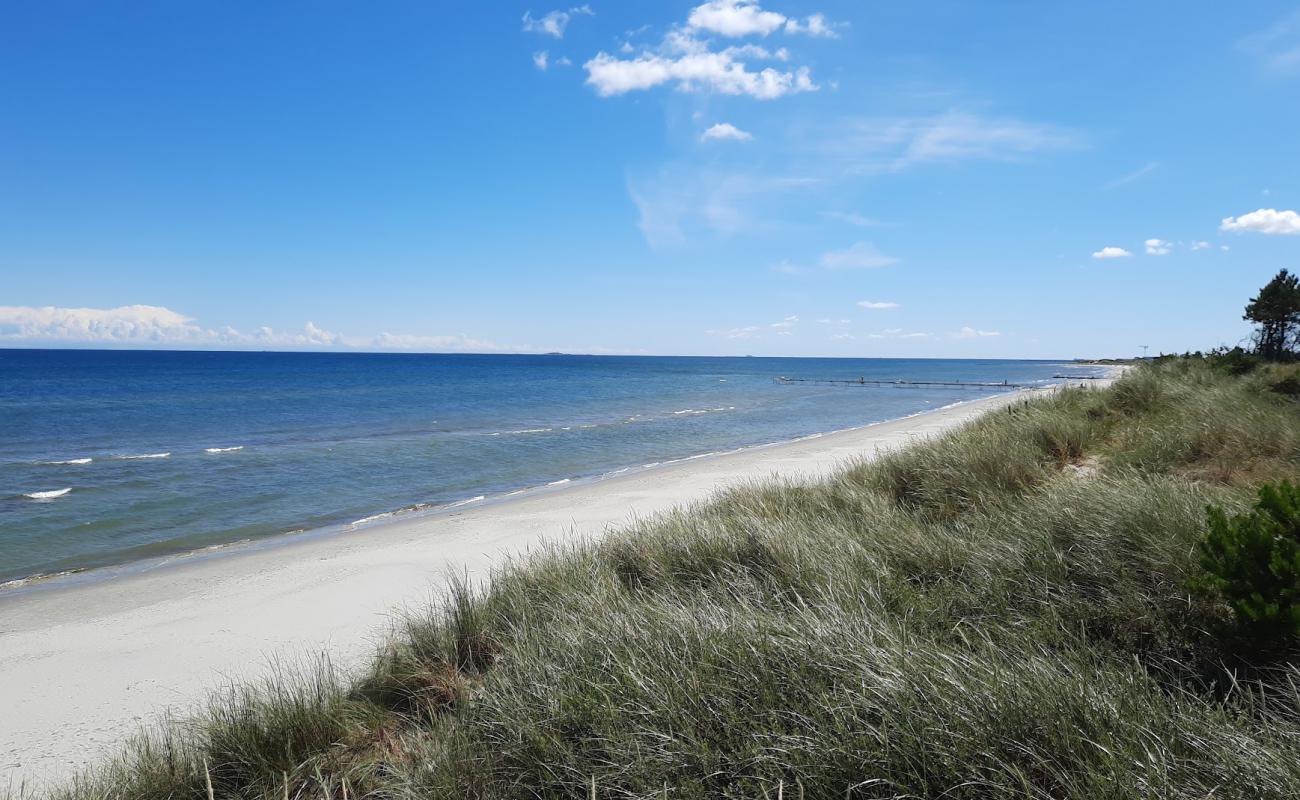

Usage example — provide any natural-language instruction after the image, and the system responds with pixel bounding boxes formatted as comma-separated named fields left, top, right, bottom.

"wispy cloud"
left=0, top=305, right=519, bottom=353
left=522, top=6, right=593, bottom=39
left=952, top=326, right=1001, bottom=339
left=701, top=122, right=754, bottom=142
left=857, top=300, right=900, bottom=310
left=1091, top=246, right=1131, bottom=259
left=824, top=211, right=884, bottom=227
left=533, top=51, right=550, bottom=70
left=1239, top=10, right=1300, bottom=74
left=820, top=241, right=899, bottom=270
left=822, top=112, right=1080, bottom=173
left=1105, top=161, right=1159, bottom=189
left=1221, top=208, right=1300, bottom=235
left=705, top=324, right=762, bottom=340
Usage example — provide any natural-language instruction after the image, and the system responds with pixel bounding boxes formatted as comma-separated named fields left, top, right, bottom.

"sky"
left=2, top=1, right=1299, bottom=359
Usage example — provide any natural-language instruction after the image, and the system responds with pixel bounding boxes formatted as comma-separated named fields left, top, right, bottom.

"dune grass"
left=36, top=359, right=1300, bottom=799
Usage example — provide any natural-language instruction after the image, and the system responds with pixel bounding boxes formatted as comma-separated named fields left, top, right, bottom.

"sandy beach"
left=0, top=386, right=1074, bottom=788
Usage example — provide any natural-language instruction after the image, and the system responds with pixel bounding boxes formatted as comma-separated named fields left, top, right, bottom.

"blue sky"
left=2, top=1, right=1299, bottom=358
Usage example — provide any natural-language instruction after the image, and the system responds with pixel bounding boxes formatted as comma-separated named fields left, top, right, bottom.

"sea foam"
left=42, top=458, right=92, bottom=465
left=114, top=452, right=171, bottom=460
left=204, top=446, right=244, bottom=454
left=25, top=488, right=71, bottom=500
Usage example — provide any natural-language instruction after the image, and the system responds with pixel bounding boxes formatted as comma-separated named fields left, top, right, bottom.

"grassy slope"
left=45, top=361, right=1300, bottom=799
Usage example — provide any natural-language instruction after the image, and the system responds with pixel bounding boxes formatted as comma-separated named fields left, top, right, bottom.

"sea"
left=0, top=350, right=1109, bottom=585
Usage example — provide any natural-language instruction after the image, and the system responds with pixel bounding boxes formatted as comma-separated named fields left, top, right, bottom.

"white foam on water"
left=114, top=452, right=171, bottom=460
left=446, top=495, right=486, bottom=508
left=25, top=488, right=71, bottom=500
left=41, top=458, right=92, bottom=465
left=204, top=446, right=244, bottom=454
left=547, top=478, right=572, bottom=486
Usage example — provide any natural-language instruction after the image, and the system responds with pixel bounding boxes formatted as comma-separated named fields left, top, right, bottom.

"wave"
left=114, top=452, right=171, bottom=460
left=547, top=478, right=571, bottom=486
left=41, top=458, right=92, bottom=465
left=25, top=488, right=71, bottom=499
left=446, top=495, right=486, bottom=508
left=204, top=446, right=244, bottom=454
left=672, top=406, right=736, bottom=416
left=489, top=428, right=554, bottom=437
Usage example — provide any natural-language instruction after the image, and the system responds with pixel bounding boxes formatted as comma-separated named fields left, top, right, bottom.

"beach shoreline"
left=0, top=379, right=1109, bottom=787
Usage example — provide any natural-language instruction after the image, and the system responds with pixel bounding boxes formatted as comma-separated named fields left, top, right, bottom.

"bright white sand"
left=0, top=385, right=1086, bottom=787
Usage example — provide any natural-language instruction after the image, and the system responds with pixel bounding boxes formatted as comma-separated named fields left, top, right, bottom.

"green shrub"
left=1197, top=481, right=1300, bottom=641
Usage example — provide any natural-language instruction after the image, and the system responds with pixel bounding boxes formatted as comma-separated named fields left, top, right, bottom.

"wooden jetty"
left=774, top=376, right=1029, bottom=389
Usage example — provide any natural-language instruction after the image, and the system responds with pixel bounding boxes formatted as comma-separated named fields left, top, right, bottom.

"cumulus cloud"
left=857, top=300, right=900, bottom=310
left=583, top=1, right=830, bottom=99
left=820, top=241, right=899, bottom=270
left=1091, top=246, right=1132, bottom=259
left=0, top=305, right=518, bottom=353
left=769, top=315, right=799, bottom=329
left=784, top=13, right=839, bottom=38
left=688, top=0, right=787, bottom=37
left=952, top=326, right=1001, bottom=339
left=1144, top=238, right=1171, bottom=255
left=584, top=49, right=816, bottom=99
left=701, top=122, right=753, bottom=142
left=533, top=51, right=550, bottom=70
left=1190, top=240, right=1212, bottom=251
left=1220, top=208, right=1300, bottom=235
left=522, top=6, right=593, bottom=39
left=0, top=305, right=207, bottom=344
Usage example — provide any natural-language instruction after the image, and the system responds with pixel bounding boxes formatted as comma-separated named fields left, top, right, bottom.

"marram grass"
left=30, top=360, right=1300, bottom=799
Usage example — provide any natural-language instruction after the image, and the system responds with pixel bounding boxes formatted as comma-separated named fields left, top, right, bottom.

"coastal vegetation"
left=33, top=354, right=1300, bottom=799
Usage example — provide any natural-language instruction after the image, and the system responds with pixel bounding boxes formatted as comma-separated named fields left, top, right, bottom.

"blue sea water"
left=0, top=350, right=1107, bottom=584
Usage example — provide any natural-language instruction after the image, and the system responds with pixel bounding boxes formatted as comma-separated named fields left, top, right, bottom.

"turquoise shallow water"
left=0, top=350, right=1107, bottom=583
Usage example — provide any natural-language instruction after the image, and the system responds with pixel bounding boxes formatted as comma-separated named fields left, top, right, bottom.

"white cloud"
left=776, top=330, right=793, bottom=336
left=830, top=333, right=854, bottom=340
left=0, top=305, right=519, bottom=353
left=824, top=211, right=882, bottom=227
left=769, top=315, right=799, bottom=329
left=770, top=260, right=806, bottom=275
left=1105, top=162, right=1159, bottom=189
left=702, top=122, right=753, bottom=142
left=1239, top=10, right=1300, bottom=73
left=952, top=326, right=1001, bottom=339
left=705, top=325, right=762, bottom=340
left=533, top=51, right=550, bottom=70
left=784, top=13, right=839, bottom=38
left=584, top=2, right=827, bottom=99
left=1220, top=208, right=1300, bottom=235
left=522, top=6, right=593, bottom=39
left=688, top=0, right=787, bottom=37
left=857, top=300, right=900, bottom=310
left=0, top=304, right=207, bottom=344
left=584, top=50, right=816, bottom=99
left=825, top=112, right=1079, bottom=173
left=1144, top=238, right=1171, bottom=255
left=820, top=241, right=899, bottom=270
left=1190, top=240, right=1212, bottom=251
left=1091, top=246, right=1131, bottom=259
